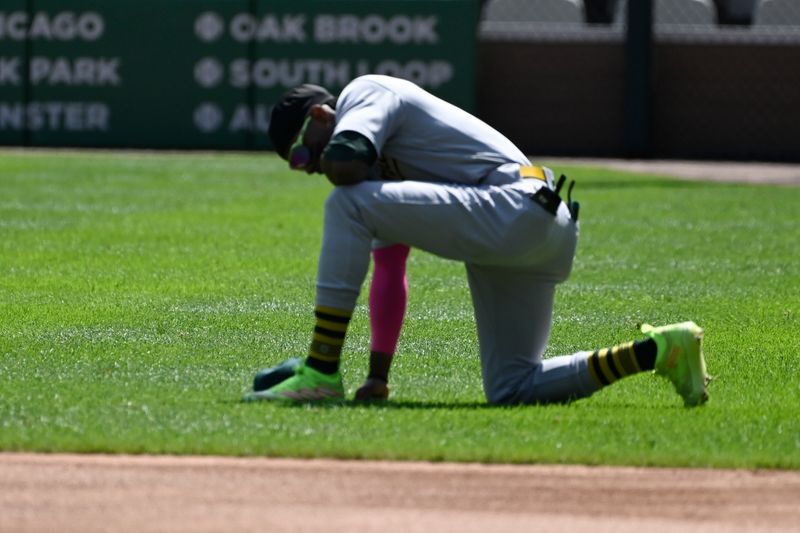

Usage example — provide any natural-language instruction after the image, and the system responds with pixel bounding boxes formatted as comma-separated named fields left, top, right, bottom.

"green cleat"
left=252, top=357, right=302, bottom=392
left=641, top=321, right=711, bottom=407
left=243, top=362, right=344, bottom=402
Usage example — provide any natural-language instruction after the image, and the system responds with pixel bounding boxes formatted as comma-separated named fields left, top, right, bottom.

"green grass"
left=1, top=149, right=798, bottom=468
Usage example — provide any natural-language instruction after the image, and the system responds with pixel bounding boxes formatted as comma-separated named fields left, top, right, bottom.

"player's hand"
left=354, top=377, right=390, bottom=401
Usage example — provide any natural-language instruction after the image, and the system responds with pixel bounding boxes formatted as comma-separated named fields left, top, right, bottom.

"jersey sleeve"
left=333, top=79, right=402, bottom=156
left=322, top=131, right=378, bottom=165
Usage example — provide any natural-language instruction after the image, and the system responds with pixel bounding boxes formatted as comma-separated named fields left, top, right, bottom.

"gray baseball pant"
left=315, top=178, right=600, bottom=404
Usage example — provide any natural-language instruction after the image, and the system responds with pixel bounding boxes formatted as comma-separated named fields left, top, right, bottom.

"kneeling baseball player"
left=245, top=75, right=710, bottom=407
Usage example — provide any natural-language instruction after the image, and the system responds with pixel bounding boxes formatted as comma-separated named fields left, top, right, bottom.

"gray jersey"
left=334, top=75, right=531, bottom=186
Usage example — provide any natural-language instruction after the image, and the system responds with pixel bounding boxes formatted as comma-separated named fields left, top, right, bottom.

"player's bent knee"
left=485, top=393, right=517, bottom=406
left=324, top=182, right=377, bottom=212
left=484, top=380, right=523, bottom=405
left=324, top=185, right=349, bottom=209
left=484, top=365, right=590, bottom=406
left=486, top=389, right=576, bottom=406
left=323, top=186, right=358, bottom=223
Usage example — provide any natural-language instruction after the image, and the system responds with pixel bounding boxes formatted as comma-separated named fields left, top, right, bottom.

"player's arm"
left=320, top=131, right=377, bottom=186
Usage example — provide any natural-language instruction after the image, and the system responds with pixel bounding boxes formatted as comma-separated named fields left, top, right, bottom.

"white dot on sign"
left=195, top=12, right=224, bottom=42
left=194, top=58, right=224, bottom=88
left=194, top=103, right=223, bottom=133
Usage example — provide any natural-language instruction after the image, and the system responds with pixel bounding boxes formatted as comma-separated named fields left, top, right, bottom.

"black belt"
left=527, top=170, right=580, bottom=221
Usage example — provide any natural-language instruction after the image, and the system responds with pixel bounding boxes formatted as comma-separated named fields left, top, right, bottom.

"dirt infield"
left=2, top=453, right=799, bottom=533
left=3, top=159, right=798, bottom=532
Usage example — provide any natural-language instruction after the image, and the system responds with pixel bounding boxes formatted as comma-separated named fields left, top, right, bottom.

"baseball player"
left=245, top=75, right=710, bottom=406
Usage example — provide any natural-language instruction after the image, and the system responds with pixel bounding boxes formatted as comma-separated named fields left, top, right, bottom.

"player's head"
left=269, top=84, right=337, bottom=173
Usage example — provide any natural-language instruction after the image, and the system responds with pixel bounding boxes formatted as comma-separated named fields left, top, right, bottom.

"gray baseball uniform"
left=318, top=75, right=599, bottom=404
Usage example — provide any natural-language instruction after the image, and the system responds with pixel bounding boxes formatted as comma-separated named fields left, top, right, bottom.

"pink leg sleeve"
left=369, top=244, right=410, bottom=355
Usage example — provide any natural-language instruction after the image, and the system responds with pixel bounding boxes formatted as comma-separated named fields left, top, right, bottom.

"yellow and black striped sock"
left=307, top=305, right=352, bottom=374
left=586, top=339, right=657, bottom=387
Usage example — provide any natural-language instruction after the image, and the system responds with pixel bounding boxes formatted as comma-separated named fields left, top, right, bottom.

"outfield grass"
left=1, top=150, right=798, bottom=468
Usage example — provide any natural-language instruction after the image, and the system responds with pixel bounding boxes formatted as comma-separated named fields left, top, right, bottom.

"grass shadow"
left=234, top=397, right=600, bottom=411
left=233, top=396, right=689, bottom=411
left=234, top=398, right=494, bottom=410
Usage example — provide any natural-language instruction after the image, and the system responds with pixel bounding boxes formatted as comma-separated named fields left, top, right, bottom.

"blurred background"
left=479, top=0, right=800, bottom=161
left=1, top=0, right=798, bottom=161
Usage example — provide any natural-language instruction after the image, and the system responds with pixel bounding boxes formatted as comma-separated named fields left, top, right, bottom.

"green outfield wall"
left=0, top=0, right=478, bottom=149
